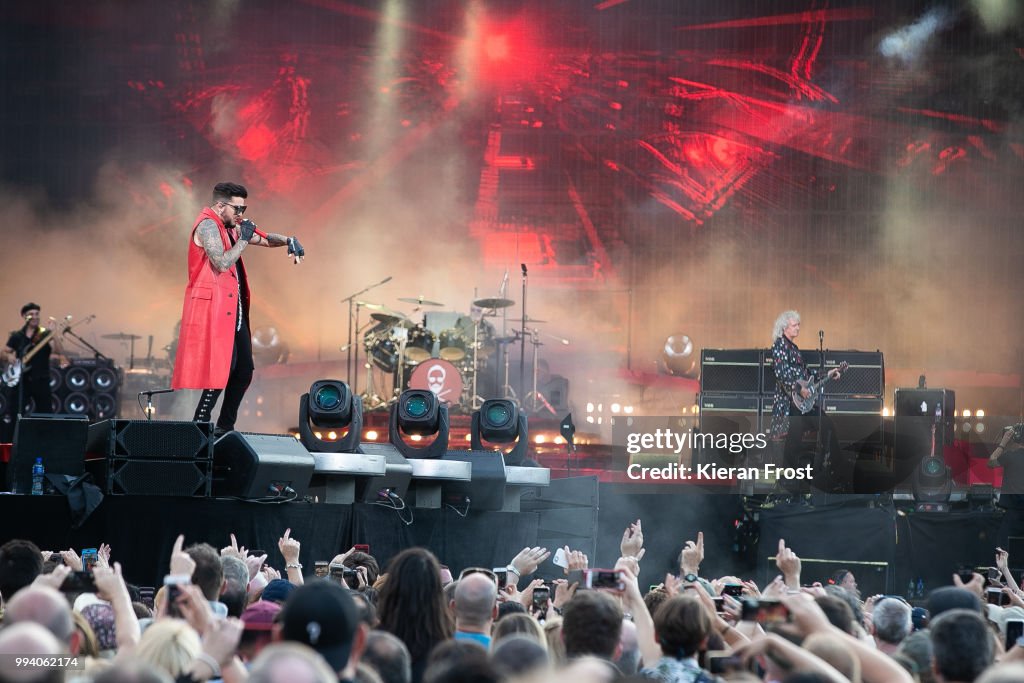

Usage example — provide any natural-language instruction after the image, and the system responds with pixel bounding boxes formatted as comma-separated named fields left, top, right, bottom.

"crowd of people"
left=1, top=519, right=1024, bottom=683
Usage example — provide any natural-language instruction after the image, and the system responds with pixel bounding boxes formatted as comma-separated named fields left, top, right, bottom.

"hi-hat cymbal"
left=473, top=297, right=515, bottom=309
left=508, top=317, right=547, bottom=324
left=102, top=333, right=142, bottom=341
left=356, top=300, right=385, bottom=310
left=398, top=296, right=444, bottom=307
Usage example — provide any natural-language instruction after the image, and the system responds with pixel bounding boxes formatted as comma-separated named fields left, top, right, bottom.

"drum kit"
left=356, top=294, right=536, bottom=411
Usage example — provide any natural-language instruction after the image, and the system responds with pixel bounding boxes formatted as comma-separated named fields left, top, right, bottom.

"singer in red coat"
left=172, top=182, right=304, bottom=433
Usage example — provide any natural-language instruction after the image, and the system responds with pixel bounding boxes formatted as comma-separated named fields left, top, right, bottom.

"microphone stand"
left=139, top=388, right=175, bottom=422
left=340, top=276, right=391, bottom=393
left=816, top=330, right=827, bottom=490
left=520, top=264, right=527, bottom=402
left=63, top=324, right=110, bottom=362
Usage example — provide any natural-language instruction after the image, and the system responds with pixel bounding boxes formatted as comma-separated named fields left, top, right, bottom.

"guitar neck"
left=22, top=330, right=54, bottom=364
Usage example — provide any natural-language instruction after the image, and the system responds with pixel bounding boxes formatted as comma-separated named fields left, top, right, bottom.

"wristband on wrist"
left=506, top=564, right=521, bottom=576
left=196, top=652, right=221, bottom=679
left=286, top=562, right=303, bottom=570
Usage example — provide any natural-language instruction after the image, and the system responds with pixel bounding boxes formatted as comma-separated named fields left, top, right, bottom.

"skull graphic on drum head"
left=427, top=364, right=447, bottom=395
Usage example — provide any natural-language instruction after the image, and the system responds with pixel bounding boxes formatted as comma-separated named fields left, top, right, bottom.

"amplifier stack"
left=699, top=348, right=885, bottom=449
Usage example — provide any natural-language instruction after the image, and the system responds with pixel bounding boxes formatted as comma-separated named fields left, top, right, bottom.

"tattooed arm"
left=247, top=232, right=289, bottom=248
left=197, top=219, right=247, bottom=272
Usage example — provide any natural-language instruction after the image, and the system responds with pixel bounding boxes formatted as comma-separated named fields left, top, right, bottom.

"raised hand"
left=170, top=534, right=196, bottom=577
left=679, top=531, right=704, bottom=575
left=220, top=533, right=246, bottom=562
left=620, top=519, right=646, bottom=560
left=510, top=546, right=550, bottom=577
left=775, top=539, right=802, bottom=587
left=279, top=528, right=301, bottom=565
left=238, top=219, right=257, bottom=242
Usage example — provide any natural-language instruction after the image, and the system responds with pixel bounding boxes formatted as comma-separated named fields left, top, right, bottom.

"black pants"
left=193, top=324, right=254, bottom=432
left=783, top=403, right=843, bottom=493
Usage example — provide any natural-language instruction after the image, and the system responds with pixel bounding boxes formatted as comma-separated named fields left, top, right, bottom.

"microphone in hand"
left=239, top=219, right=258, bottom=242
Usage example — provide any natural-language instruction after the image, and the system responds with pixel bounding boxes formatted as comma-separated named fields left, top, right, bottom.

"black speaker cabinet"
left=88, top=420, right=213, bottom=496
left=441, top=450, right=508, bottom=511
left=9, top=415, right=89, bottom=494
left=762, top=350, right=884, bottom=398
left=107, top=458, right=212, bottom=497
left=52, top=358, right=121, bottom=422
left=700, top=349, right=762, bottom=394
left=894, top=389, right=955, bottom=455
left=213, top=431, right=314, bottom=499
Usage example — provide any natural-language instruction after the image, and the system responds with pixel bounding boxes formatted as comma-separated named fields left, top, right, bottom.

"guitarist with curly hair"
left=769, top=310, right=845, bottom=494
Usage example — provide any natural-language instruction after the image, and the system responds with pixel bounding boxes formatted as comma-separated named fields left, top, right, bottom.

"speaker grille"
left=109, top=458, right=211, bottom=496
left=114, top=420, right=212, bottom=460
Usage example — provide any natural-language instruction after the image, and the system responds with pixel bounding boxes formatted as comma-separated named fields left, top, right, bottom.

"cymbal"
left=508, top=317, right=547, bottom=324
left=473, top=297, right=515, bottom=309
left=102, top=333, right=142, bottom=341
left=398, top=296, right=444, bottom=307
left=356, top=300, right=385, bottom=310
left=370, top=309, right=409, bottom=325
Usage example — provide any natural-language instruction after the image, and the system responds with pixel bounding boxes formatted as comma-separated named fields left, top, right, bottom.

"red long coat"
left=171, top=208, right=249, bottom=390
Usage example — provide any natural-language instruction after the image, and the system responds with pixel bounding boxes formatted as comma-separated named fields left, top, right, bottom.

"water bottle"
left=916, top=578, right=925, bottom=598
left=31, top=457, right=45, bottom=496
left=907, top=580, right=916, bottom=598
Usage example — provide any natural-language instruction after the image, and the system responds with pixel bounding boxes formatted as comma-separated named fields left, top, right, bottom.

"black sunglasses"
left=459, top=567, right=497, bottom=582
left=221, top=202, right=247, bottom=215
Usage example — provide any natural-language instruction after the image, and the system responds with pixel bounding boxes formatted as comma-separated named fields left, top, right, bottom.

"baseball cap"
left=261, top=578, right=296, bottom=604
left=241, top=599, right=282, bottom=632
left=280, top=581, right=359, bottom=672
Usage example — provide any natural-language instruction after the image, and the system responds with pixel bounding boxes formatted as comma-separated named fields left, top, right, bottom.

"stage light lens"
left=314, top=385, right=343, bottom=411
left=923, top=458, right=944, bottom=476
left=486, top=402, right=512, bottom=426
left=406, top=395, right=432, bottom=419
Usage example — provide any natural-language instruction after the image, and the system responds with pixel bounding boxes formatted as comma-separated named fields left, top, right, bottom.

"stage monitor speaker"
left=89, top=419, right=213, bottom=461
left=354, top=443, right=412, bottom=504
left=440, top=450, right=508, bottom=511
left=88, top=420, right=213, bottom=496
left=9, top=415, right=89, bottom=494
left=107, top=458, right=211, bottom=497
left=213, top=432, right=315, bottom=500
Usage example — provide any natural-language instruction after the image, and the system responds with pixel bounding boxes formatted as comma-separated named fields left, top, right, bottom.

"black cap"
left=20, top=302, right=40, bottom=316
left=926, top=586, right=983, bottom=618
left=280, top=581, right=359, bottom=672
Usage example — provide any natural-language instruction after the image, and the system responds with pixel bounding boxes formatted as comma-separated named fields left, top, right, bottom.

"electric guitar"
left=790, top=361, right=848, bottom=414
left=2, top=327, right=56, bottom=387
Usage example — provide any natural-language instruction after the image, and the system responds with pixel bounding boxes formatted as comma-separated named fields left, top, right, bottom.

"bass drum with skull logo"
left=408, top=359, right=464, bottom=407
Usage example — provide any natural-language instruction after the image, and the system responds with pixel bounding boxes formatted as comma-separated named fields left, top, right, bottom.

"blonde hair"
left=772, top=310, right=800, bottom=342
left=136, top=618, right=201, bottom=678
left=492, top=613, right=547, bottom=650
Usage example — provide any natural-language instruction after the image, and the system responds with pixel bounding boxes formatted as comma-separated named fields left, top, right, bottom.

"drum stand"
left=523, top=329, right=544, bottom=413
left=360, top=359, right=386, bottom=410
left=499, top=331, right=520, bottom=403
left=469, top=318, right=487, bottom=410
left=391, top=327, right=410, bottom=401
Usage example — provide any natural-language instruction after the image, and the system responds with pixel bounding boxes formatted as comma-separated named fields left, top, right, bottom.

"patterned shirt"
left=638, top=656, right=714, bottom=683
left=769, top=335, right=821, bottom=439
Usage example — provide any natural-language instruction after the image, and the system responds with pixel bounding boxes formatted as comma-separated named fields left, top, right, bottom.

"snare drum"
left=405, top=325, right=436, bottom=363
left=409, top=359, right=464, bottom=406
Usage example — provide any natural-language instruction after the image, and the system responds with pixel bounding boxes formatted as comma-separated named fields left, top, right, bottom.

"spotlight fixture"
left=913, top=454, right=952, bottom=505
left=388, top=389, right=449, bottom=459
left=662, top=334, right=699, bottom=378
left=471, top=399, right=529, bottom=466
left=298, top=380, right=363, bottom=453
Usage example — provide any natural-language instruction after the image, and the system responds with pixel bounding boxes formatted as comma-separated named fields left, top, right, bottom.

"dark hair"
left=930, top=609, right=993, bottom=682
left=212, top=182, right=247, bottom=203
left=0, top=539, right=43, bottom=602
left=344, top=552, right=381, bottom=585
left=561, top=590, right=623, bottom=660
left=376, top=548, right=454, bottom=662
left=423, top=640, right=498, bottom=683
left=653, top=595, right=712, bottom=659
left=185, top=543, right=224, bottom=602
left=20, top=303, right=40, bottom=317
left=644, top=587, right=670, bottom=619
left=497, top=601, right=526, bottom=619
